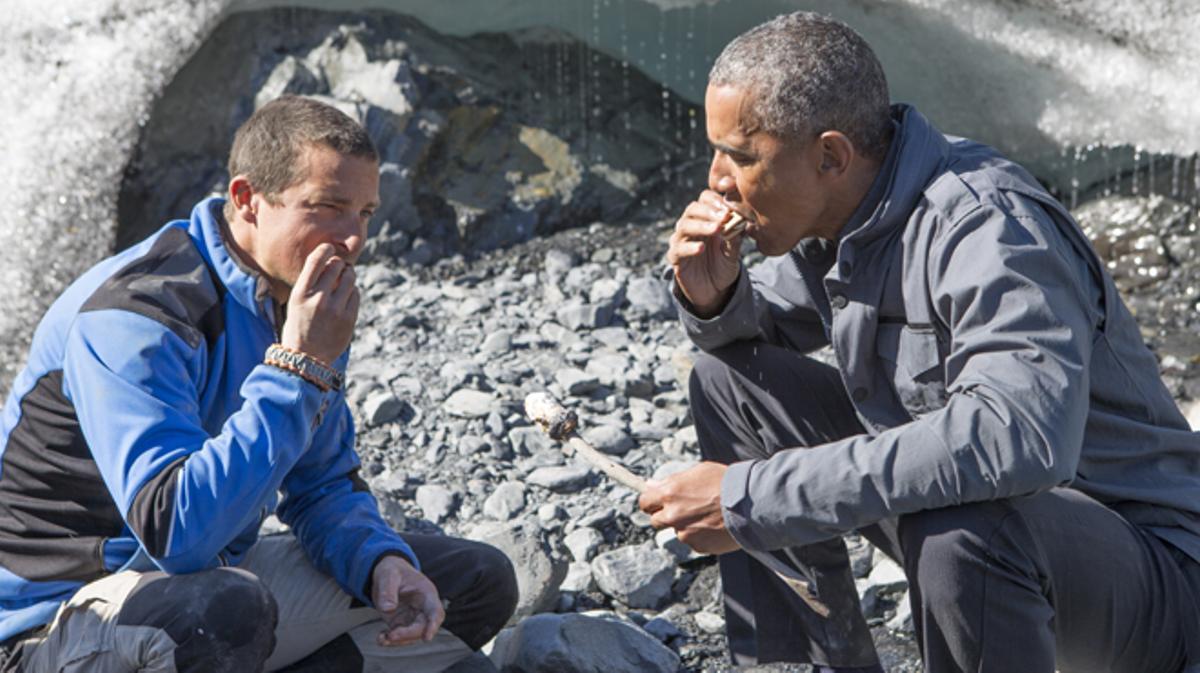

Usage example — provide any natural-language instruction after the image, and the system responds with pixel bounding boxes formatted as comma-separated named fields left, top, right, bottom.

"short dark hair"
left=709, top=12, right=892, bottom=160
left=226, top=95, right=378, bottom=208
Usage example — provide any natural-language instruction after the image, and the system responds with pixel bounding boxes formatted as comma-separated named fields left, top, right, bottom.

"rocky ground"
left=255, top=191, right=1199, bottom=673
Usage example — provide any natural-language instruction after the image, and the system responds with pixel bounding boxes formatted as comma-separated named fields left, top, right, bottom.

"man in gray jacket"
left=639, top=11, right=1200, bottom=673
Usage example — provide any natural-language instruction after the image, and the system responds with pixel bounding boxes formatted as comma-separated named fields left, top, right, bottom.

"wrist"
left=264, top=343, right=344, bottom=392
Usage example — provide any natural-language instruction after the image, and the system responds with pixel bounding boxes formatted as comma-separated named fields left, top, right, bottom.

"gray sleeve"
left=721, top=203, right=1100, bottom=551
left=673, top=256, right=828, bottom=353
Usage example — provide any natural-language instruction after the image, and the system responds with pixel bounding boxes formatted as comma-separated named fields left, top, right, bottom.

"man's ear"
left=228, top=176, right=258, bottom=225
left=817, top=131, right=856, bottom=177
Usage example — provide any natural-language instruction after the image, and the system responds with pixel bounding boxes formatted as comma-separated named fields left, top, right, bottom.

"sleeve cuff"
left=358, top=543, right=421, bottom=605
left=674, top=270, right=761, bottom=351
left=720, top=459, right=766, bottom=552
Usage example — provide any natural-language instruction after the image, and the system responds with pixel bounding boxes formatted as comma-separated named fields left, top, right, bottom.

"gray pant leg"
left=690, top=342, right=878, bottom=667
left=863, top=489, right=1200, bottom=673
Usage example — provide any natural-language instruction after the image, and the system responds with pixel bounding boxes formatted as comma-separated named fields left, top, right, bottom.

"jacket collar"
left=839, top=104, right=950, bottom=248
left=188, top=196, right=276, bottom=320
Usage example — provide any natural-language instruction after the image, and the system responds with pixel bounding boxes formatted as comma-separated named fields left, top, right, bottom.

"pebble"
left=693, top=610, right=726, bottom=634
left=443, top=388, right=498, bottom=418
left=483, top=481, right=526, bottom=520
left=363, top=390, right=404, bottom=426
left=582, top=424, right=635, bottom=456
left=564, top=526, right=603, bottom=562
left=526, top=465, right=592, bottom=492
left=415, top=484, right=457, bottom=523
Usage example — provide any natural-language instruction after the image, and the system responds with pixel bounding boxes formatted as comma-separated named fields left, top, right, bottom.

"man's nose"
left=708, top=155, right=737, bottom=199
left=337, top=215, right=368, bottom=261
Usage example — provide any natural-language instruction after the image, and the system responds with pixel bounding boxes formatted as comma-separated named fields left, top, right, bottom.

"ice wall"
left=229, top=0, right=1200, bottom=184
left=1, top=0, right=1198, bottom=393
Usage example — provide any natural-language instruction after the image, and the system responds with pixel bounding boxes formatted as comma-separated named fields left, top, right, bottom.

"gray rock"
left=560, top=561, right=595, bottom=593
left=642, top=616, right=683, bottom=643
left=626, top=276, right=674, bottom=319
left=363, top=390, right=405, bottom=426
left=489, top=613, right=680, bottom=673
left=591, top=544, right=676, bottom=609
left=867, top=555, right=909, bottom=594
left=654, top=527, right=701, bottom=564
left=440, top=359, right=485, bottom=386
left=536, top=503, right=564, bottom=524
left=556, top=301, right=613, bottom=331
left=585, top=353, right=631, bottom=387
left=507, top=426, right=552, bottom=455
left=693, top=610, right=725, bottom=635
left=587, top=278, right=625, bottom=308
left=483, top=482, right=526, bottom=521
left=555, top=368, right=601, bottom=396
left=543, top=249, right=578, bottom=280
left=888, top=590, right=914, bottom=632
left=527, top=465, right=592, bottom=493
left=468, top=520, right=566, bottom=621
left=443, top=389, right=498, bottom=418
left=564, top=527, right=603, bottom=562
left=415, top=484, right=457, bottom=523
left=582, top=424, right=635, bottom=456
left=443, top=651, right=499, bottom=673
left=457, top=435, right=490, bottom=455
left=480, top=330, right=513, bottom=355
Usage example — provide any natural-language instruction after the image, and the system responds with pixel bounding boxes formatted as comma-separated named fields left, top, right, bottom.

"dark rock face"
left=116, top=9, right=705, bottom=265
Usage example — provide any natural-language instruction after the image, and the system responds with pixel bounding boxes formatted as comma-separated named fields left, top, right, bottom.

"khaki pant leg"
left=241, top=535, right=471, bottom=673
left=15, top=572, right=178, bottom=673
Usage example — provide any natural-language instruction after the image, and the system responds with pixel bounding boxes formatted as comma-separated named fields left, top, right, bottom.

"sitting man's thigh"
left=242, top=533, right=517, bottom=671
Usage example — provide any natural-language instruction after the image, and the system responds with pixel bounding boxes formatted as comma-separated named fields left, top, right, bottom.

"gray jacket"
left=679, top=105, right=1200, bottom=562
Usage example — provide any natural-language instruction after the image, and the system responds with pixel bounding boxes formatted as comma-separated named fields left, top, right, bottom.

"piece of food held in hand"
left=720, top=211, right=747, bottom=240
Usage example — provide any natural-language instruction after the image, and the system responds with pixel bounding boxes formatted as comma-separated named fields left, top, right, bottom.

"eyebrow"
left=313, top=194, right=380, bottom=210
left=710, top=142, right=754, bottom=159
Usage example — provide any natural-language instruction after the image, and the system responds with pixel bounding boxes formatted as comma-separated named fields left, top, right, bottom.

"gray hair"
left=709, top=12, right=892, bottom=160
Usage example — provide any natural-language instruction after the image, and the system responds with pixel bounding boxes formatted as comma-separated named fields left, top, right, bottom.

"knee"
left=897, top=501, right=1021, bottom=603
left=120, top=567, right=277, bottom=671
left=451, top=541, right=518, bottom=647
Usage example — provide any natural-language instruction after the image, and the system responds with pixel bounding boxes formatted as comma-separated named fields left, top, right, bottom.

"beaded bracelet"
left=264, top=343, right=344, bottom=392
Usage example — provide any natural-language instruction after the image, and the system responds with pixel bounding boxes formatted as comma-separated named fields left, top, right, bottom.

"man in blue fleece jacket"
left=0, top=95, right=516, bottom=672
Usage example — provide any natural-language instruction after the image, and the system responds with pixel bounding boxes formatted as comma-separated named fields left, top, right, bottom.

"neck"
left=223, top=208, right=289, bottom=305
left=824, top=152, right=886, bottom=241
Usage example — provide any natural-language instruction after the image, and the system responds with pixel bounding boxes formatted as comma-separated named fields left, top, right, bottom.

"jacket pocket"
left=876, top=324, right=948, bottom=417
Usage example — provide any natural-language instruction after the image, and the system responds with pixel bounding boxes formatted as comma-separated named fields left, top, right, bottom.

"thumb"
left=374, top=566, right=402, bottom=612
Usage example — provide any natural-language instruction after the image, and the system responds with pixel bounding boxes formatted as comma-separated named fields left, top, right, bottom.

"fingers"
left=379, top=613, right=428, bottom=647
left=639, top=479, right=663, bottom=511
left=293, top=243, right=338, bottom=297
left=330, top=263, right=359, bottom=312
left=424, top=598, right=446, bottom=641
left=373, top=561, right=403, bottom=613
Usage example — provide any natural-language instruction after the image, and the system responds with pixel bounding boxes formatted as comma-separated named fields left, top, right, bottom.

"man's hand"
left=639, top=461, right=740, bottom=555
left=281, top=243, right=360, bottom=364
left=667, top=190, right=745, bottom=318
left=371, top=555, right=446, bottom=647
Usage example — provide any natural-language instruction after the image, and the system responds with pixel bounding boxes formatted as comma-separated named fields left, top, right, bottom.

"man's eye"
left=361, top=210, right=375, bottom=219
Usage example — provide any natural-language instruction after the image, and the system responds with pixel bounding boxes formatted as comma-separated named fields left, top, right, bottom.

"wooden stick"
left=523, top=392, right=830, bottom=618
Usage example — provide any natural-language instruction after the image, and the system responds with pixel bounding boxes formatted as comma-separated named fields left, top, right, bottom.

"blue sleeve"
left=276, top=393, right=418, bottom=606
left=63, top=310, right=330, bottom=573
